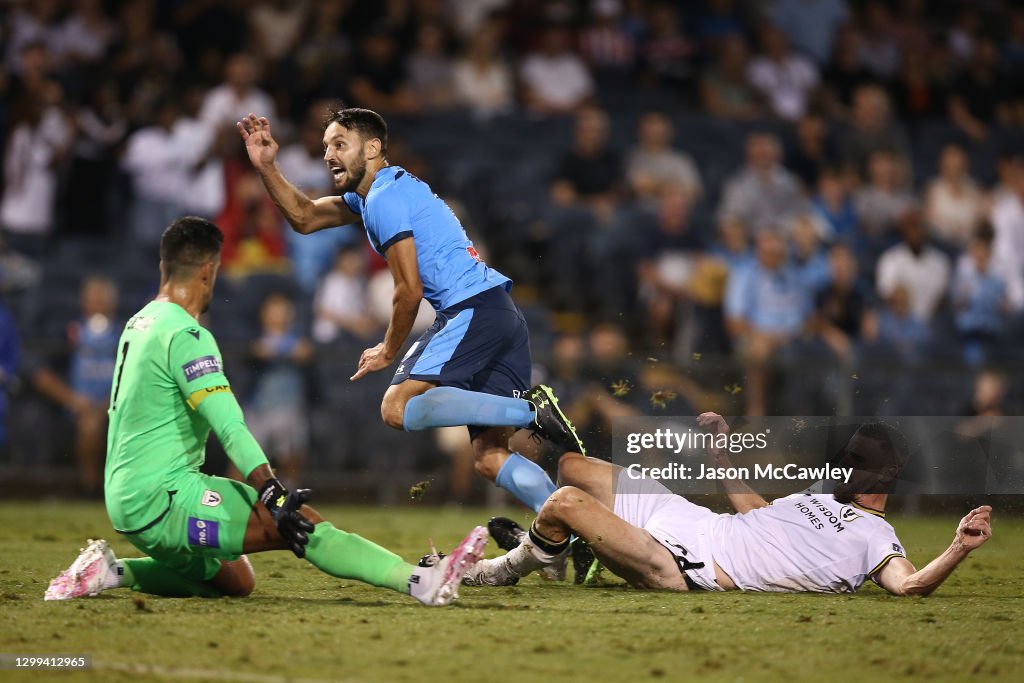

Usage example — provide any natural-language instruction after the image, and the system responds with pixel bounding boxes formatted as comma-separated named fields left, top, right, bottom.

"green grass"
left=0, top=503, right=1021, bottom=683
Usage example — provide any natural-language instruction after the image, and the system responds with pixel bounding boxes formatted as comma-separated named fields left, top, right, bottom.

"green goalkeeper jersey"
left=105, top=300, right=267, bottom=533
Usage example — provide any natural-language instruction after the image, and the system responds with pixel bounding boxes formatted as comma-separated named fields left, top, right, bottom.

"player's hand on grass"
left=237, top=113, right=279, bottom=170
left=350, top=342, right=394, bottom=381
left=259, top=479, right=316, bottom=558
left=954, top=505, right=993, bottom=552
left=697, top=412, right=730, bottom=464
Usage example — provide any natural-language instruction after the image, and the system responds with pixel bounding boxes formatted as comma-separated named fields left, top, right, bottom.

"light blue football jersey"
left=343, top=167, right=510, bottom=310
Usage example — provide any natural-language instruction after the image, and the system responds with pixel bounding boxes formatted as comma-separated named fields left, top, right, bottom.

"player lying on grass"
left=466, top=413, right=993, bottom=594
left=45, top=217, right=487, bottom=606
left=238, top=108, right=584, bottom=518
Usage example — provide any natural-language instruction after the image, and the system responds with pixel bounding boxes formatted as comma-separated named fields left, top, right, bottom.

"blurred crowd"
left=3, top=0, right=1024, bottom=496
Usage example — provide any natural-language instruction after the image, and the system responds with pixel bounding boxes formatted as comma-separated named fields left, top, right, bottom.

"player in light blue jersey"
left=239, top=108, right=585, bottom=513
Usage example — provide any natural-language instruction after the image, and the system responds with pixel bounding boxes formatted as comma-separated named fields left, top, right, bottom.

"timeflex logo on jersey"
left=182, top=355, right=221, bottom=382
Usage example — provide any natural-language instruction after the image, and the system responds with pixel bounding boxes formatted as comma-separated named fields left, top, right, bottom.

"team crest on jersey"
left=840, top=507, right=863, bottom=523
left=201, top=490, right=222, bottom=507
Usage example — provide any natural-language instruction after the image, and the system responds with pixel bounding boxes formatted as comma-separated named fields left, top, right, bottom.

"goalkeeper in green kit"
left=45, top=217, right=487, bottom=606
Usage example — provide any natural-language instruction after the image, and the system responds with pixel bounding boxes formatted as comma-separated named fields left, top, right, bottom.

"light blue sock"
left=495, top=452, right=557, bottom=513
left=402, top=386, right=534, bottom=431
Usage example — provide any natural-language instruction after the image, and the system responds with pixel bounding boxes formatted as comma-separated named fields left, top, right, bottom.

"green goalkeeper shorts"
left=121, top=474, right=259, bottom=582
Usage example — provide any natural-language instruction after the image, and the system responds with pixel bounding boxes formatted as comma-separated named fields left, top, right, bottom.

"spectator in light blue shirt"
left=725, top=230, right=812, bottom=414
left=952, top=226, right=1024, bottom=366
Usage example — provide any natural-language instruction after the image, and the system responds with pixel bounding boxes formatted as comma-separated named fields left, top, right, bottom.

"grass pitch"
left=0, top=502, right=1021, bottom=683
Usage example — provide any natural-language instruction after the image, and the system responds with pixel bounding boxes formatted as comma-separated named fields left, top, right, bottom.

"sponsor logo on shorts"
left=201, top=490, right=222, bottom=507
left=892, top=542, right=903, bottom=555
left=187, top=517, right=220, bottom=548
left=182, top=355, right=221, bottom=382
left=840, top=507, right=862, bottom=523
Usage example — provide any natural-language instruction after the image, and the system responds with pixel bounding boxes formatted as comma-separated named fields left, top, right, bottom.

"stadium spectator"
left=1, top=54, right=70, bottom=256
left=725, top=230, right=812, bottom=415
left=839, top=85, right=911, bottom=181
left=991, top=156, right=1024, bottom=276
left=948, top=36, right=1008, bottom=142
left=291, top=0, right=352, bottom=105
left=637, top=2, right=695, bottom=87
left=200, top=54, right=277, bottom=131
left=857, top=0, right=901, bottom=82
left=892, top=50, right=947, bottom=123
left=700, top=33, right=766, bottom=121
left=812, top=244, right=868, bottom=362
left=853, top=150, right=915, bottom=240
left=771, top=0, right=848, bottom=65
left=812, top=167, right=858, bottom=244
left=520, top=24, right=595, bottom=115
left=57, top=0, right=116, bottom=69
left=550, top=106, right=624, bottom=210
left=786, top=111, right=838, bottom=189
left=31, top=276, right=119, bottom=496
left=746, top=24, right=819, bottom=121
left=218, top=172, right=290, bottom=278
left=636, top=187, right=706, bottom=345
left=626, top=111, right=703, bottom=202
left=951, top=225, right=1024, bottom=366
left=925, top=144, right=988, bottom=249
left=821, top=24, right=875, bottom=114
left=4, top=1, right=63, bottom=72
left=709, top=217, right=753, bottom=271
left=406, top=23, right=456, bottom=112
left=65, top=80, right=127, bottom=238
left=789, top=214, right=832, bottom=292
left=452, top=20, right=514, bottom=119
left=248, top=0, right=308, bottom=66
left=244, top=292, right=313, bottom=488
left=578, top=0, right=636, bottom=77
left=121, top=98, right=192, bottom=246
left=718, top=131, right=807, bottom=234
left=347, top=28, right=420, bottom=116
left=876, top=211, right=951, bottom=323
left=864, top=284, right=930, bottom=362
left=312, top=245, right=378, bottom=345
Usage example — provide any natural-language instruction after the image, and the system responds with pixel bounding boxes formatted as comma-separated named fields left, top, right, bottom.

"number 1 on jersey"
left=111, top=341, right=130, bottom=411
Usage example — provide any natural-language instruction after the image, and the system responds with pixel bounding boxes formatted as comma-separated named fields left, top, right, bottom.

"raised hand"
left=954, top=505, right=993, bottom=552
left=236, top=113, right=279, bottom=170
left=697, top=412, right=730, bottom=464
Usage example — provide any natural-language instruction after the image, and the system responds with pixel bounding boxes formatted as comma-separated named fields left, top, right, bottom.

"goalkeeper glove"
left=258, top=478, right=315, bottom=558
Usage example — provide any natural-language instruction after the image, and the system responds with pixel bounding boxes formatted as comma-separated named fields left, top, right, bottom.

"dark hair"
left=323, top=107, right=388, bottom=155
left=853, top=421, right=910, bottom=471
left=160, top=216, right=224, bottom=278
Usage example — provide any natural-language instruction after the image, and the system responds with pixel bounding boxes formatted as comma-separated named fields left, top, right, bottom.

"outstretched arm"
left=237, top=113, right=360, bottom=234
left=351, top=237, right=423, bottom=380
left=698, top=412, right=769, bottom=513
left=875, top=506, right=993, bottom=596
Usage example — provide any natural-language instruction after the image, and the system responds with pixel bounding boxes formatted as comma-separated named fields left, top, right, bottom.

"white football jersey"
left=706, top=494, right=906, bottom=593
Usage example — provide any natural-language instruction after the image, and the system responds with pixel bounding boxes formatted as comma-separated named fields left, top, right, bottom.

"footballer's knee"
left=544, top=485, right=590, bottom=522
left=380, top=387, right=407, bottom=430
left=216, top=556, right=256, bottom=597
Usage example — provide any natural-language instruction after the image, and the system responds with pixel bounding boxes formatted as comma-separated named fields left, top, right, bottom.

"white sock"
left=102, top=561, right=125, bottom=590
left=504, top=539, right=568, bottom=577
